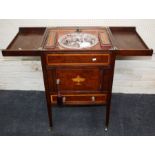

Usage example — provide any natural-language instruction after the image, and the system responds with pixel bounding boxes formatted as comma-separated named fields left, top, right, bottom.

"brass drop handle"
left=56, top=79, right=60, bottom=85
left=63, top=96, right=66, bottom=102
left=92, top=96, right=95, bottom=102
left=92, top=58, right=97, bottom=62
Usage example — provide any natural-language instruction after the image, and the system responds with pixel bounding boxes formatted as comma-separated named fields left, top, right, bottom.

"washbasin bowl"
left=58, top=32, right=99, bottom=49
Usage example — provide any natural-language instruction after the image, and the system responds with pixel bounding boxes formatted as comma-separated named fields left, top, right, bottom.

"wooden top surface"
left=43, top=27, right=112, bottom=50
left=2, top=26, right=153, bottom=57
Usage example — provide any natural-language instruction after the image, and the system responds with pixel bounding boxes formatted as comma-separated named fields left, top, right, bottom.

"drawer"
left=46, top=54, right=110, bottom=66
left=50, top=94, right=108, bottom=105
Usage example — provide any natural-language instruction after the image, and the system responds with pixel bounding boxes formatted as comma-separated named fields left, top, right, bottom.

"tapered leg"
left=105, top=104, right=110, bottom=131
left=105, top=95, right=112, bottom=131
left=41, top=54, right=53, bottom=127
left=47, top=104, right=53, bottom=127
left=45, top=93, right=53, bottom=127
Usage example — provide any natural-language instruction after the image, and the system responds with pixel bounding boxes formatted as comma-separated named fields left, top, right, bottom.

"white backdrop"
left=0, top=19, right=155, bottom=93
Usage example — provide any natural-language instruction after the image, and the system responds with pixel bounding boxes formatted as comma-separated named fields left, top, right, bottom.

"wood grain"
left=0, top=19, right=154, bottom=94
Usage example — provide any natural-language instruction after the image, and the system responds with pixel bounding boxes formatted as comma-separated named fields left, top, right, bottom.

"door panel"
left=56, top=67, right=102, bottom=91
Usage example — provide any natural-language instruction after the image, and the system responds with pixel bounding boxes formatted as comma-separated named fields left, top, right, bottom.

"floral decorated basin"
left=58, top=32, right=99, bottom=49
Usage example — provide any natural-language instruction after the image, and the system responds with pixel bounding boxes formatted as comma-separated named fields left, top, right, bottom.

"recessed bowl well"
left=58, top=33, right=99, bottom=49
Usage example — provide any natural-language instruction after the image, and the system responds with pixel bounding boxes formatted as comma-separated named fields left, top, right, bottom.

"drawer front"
left=46, top=54, right=110, bottom=66
left=51, top=94, right=107, bottom=105
left=55, top=68, right=102, bottom=91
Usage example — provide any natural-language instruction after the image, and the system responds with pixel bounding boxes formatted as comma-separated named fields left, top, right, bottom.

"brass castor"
left=104, top=127, right=108, bottom=132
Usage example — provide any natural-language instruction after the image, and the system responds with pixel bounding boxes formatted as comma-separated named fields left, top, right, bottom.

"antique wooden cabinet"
left=2, top=27, right=153, bottom=131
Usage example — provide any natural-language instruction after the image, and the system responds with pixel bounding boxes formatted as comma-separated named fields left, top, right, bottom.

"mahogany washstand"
left=2, top=27, right=153, bottom=131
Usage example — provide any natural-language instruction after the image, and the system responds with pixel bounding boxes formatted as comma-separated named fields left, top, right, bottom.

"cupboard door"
left=55, top=67, right=102, bottom=91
